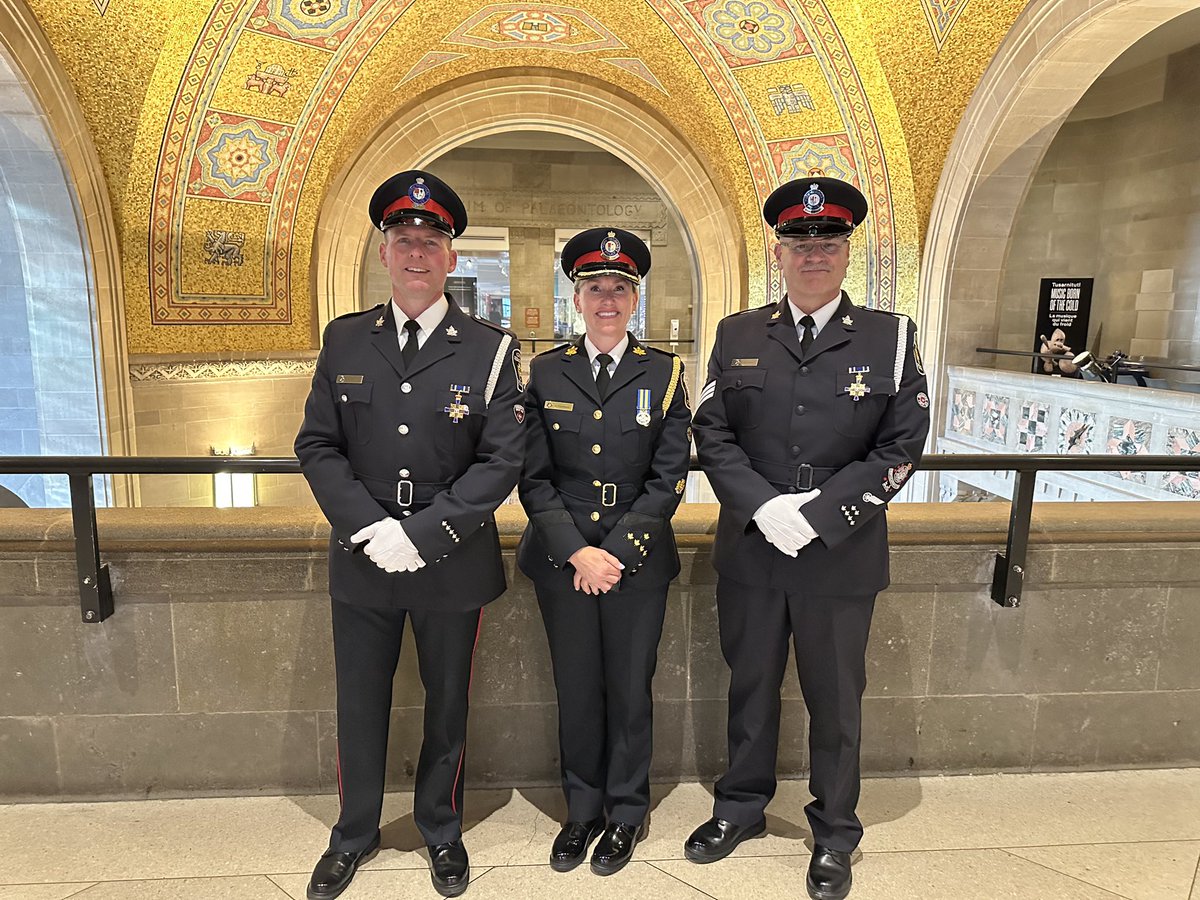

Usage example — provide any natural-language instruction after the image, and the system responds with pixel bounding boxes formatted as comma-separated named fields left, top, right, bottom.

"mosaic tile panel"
left=981, top=393, right=1009, bottom=445
left=1057, top=408, right=1095, bottom=455
left=1107, top=417, right=1152, bottom=484
left=951, top=388, right=975, bottom=435
left=1015, top=399, right=1048, bottom=453
left=1164, top=426, right=1200, bottom=499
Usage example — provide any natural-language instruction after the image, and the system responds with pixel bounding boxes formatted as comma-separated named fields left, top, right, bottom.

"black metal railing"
left=0, top=454, right=1194, bottom=622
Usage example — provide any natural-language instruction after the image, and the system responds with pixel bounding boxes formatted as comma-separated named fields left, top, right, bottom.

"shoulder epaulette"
left=646, top=344, right=676, bottom=357
left=471, top=315, right=516, bottom=338
left=534, top=342, right=571, bottom=358
left=333, top=304, right=383, bottom=322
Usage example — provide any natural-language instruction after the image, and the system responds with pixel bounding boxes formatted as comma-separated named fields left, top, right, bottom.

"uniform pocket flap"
left=337, top=382, right=372, bottom=404
left=718, top=368, right=767, bottom=391
left=545, top=411, right=582, bottom=433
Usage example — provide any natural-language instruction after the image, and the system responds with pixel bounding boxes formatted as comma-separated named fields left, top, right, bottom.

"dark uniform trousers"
left=517, top=335, right=692, bottom=826
left=295, top=299, right=524, bottom=853
left=692, top=293, right=929, bottom=853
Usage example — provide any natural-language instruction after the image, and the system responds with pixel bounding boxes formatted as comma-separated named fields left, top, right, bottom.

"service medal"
left=636, top=388, right=652, bottom=427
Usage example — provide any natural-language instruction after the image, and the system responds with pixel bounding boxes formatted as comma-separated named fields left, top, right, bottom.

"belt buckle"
left=796, top=464, right=813, bottom=492
left=601, top=482, right=618, bottom=507
left=397, top=479, right=413, bottom=507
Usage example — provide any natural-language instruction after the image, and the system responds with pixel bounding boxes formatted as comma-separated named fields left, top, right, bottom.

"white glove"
left=351, top=518, right=426, bottom=573
left=752, top=494, right=811, bottom=557
left=788, top=489, right=821, bottom=541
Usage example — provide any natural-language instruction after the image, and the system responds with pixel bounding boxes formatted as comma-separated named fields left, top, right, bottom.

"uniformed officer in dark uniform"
left=685, top=178, right=930, bottom=900
left=517, top=228, right=692, bottom=876
left=295, top=170, right=524, bottom=900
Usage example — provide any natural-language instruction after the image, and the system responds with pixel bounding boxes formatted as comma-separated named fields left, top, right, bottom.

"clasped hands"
left=567, top=546, right=624, bottom=595
left=752, top=490, right=821, bottom=557
left=351, top=517, right=426, bottom=573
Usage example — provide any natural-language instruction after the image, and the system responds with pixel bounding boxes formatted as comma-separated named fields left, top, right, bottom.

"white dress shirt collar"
left=584, top=333, right=630, bottom=373
left=788, top=292, right=842, bottom=338
left=391, top=295, right=449, bottom=347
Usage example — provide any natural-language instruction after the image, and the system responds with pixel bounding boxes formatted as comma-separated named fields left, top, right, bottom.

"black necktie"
left=401, top=319, right=420, bottom=369
left=595, top=353, right=613, bottom=399
left=799, top=315, right=816, bottom=356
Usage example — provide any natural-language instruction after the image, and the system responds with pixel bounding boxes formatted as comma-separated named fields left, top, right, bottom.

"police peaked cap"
left=561, top=228, right=651, bottom=285
left=369, top=170, right=467, bottom=237
left=763, top=176, right=868, bottom=237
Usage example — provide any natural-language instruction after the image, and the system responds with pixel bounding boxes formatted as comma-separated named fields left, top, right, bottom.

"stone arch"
left=919, top=0, right=1200, bottom=437
left=313, top=70, right=745, bottom=379
left=0, top=0, right=135, bottom=501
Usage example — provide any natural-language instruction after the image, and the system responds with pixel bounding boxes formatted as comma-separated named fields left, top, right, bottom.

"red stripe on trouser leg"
left=336, top=744, right=344, bottom=807
left=450, top=608, right=483, bottom=815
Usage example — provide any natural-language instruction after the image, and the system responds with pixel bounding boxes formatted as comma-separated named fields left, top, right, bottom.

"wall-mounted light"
left=211, top=445, right=258, bottom=508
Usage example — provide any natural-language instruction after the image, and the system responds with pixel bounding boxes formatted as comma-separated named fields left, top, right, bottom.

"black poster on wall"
left=1032, top=277, right=1093, bottom=376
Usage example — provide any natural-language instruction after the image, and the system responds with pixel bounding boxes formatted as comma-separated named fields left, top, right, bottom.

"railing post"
left=991, top=468, right=1037, bottom=608
left=68, top=472, right=113, bottom=624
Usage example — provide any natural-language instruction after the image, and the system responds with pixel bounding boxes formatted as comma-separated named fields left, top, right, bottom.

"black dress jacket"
left=691, top=293, right=929, bottom=594
left=517, top=335, right=692, bottom=588
left=295, top=299, right=524, bottom=610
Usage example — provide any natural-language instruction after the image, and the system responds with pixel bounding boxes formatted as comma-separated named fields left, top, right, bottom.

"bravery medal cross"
left=845, top=366, right=871, bottom=401
left=444, top=384, right=471, bottom=423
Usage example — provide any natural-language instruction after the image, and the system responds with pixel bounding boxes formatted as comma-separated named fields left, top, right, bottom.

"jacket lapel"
left=803, top=292, right=855, bottom=365
left=561, top=337, right=601, bottom=405
left=604, top=333, right=648, bottom=402
left=766, top=299, right=804, bottom=366
left=369, top=302, right=406, bottom=380
left=401, top=296, right=460, bottom=380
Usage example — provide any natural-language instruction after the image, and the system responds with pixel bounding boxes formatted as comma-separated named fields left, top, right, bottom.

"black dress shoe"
left=550, top=817, right=605, bottom=872
left=429, top=840, right=470, bottom=898
left=589, top=821, right=647, bottom=876
left=307, top=833, right=380, bottom=900
left=683, top=816, right=766, bottom=863
left=806, top=844, right=852, bottom=900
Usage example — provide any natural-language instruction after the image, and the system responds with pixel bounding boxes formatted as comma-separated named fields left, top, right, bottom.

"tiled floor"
left=2, top=770, right=1198, bottom=899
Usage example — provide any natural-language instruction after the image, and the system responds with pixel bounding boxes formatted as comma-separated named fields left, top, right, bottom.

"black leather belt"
left=747, top=458, right=839, bottom=491
left=554, top=477, right=645, bottom=507
left=355, top=473, right=452, bottom=507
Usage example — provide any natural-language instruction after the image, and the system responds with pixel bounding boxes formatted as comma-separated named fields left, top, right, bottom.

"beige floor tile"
left=854, top=769, right=1200, bottom=852
left=656, top=849, right=1128, bottom=899
left=461, top=862, right=711, bottom=898
left=269, top=867, right=492, bottom=899
left=1009, top=841, right=1200, bottom=900
left=0, top=887, right=94, bottom=900
left=0, top=797, right=331, bottom=883
left=70, top=876, right=291, bottom=898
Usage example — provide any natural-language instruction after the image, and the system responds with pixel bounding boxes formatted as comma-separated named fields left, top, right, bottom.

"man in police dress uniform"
left=295, top=170, right=524, bottom=899
left=517, top=228, right=692, bottom=876
left=685, top=177, right=930, bottom=900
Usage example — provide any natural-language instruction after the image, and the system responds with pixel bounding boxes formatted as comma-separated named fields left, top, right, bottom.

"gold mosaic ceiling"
left=29, top=0, right=1029, bottom=353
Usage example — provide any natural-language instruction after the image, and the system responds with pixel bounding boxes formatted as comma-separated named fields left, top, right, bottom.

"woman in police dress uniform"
left=517, top=228, right=692, bottom=876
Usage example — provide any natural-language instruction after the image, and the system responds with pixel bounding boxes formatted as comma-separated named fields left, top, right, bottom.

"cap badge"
left=803, top=183, right=826, bottom=215
left=407, top=177, right=429, bottom=208
left=600, top=231, right=622, bottom=260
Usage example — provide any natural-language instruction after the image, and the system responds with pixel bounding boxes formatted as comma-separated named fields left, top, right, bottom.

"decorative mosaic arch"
left=131, top=0, right=921, bottom=351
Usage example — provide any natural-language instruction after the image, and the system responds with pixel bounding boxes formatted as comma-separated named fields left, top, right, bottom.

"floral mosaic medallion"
left=704, top=0, right=795, bottom=62
left=190, top=115, right=292, bottom=202
left=1107, top=417, right=1152, bottom=484
left=950, top=388, right=974, bottom=435
left=1016, top=400, right=1048, bottom=453
left=1058, top=408, right=1095, bottom=455
left=981, top=394, right=1009, bottom=446
left=1164, top=426, right=1200, bottom=499
left=771, top=135, right=856, bottom=184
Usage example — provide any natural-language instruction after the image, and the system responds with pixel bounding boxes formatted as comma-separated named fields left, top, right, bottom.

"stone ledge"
left=1, top=502, right=1198, bottom=552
